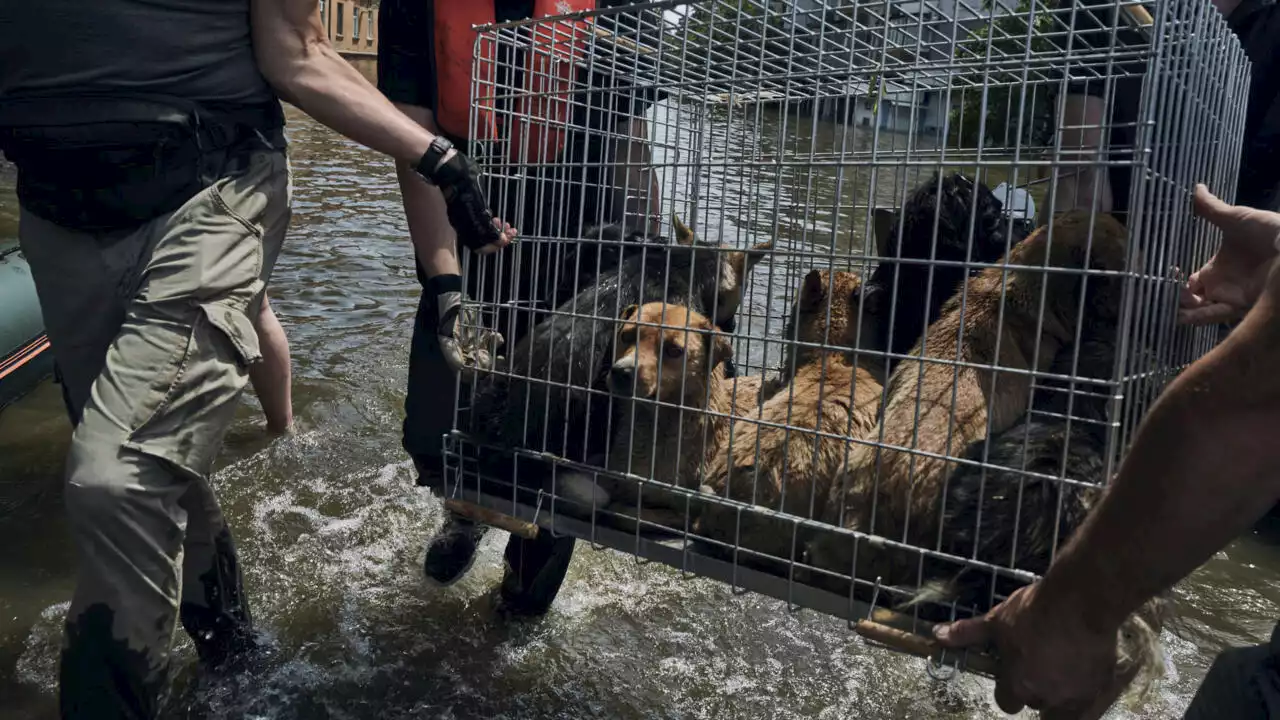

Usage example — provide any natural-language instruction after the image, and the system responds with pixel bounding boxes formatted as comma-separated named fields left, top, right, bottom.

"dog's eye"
left=664, top=343, right=685, bottom=359
left=619, top=329, right=636, bottom=344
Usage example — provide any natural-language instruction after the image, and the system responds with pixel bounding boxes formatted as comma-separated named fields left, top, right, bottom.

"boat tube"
left=0, top=239, right=52, bottom=410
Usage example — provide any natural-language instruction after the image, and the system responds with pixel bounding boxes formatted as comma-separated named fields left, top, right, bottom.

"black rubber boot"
left=497, top=530, right=576, bottom=618
left=179, top=529, right=270, bottom=675
left=423, top=513, right=489, bottom=587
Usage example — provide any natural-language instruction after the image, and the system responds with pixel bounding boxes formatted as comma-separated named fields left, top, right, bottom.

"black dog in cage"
left=462, top=217, right=772, bottom=504
left=864, top=171, right=1028, bottom=377
left=907, top=252, right=1171, bottom=685
left=925, top=334, right=1118, bottom=615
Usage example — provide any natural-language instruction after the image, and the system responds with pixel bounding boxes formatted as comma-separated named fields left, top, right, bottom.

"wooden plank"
left=443, top=498, right=540, bottom=539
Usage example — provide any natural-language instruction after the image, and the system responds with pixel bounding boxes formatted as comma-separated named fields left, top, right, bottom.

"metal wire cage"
left=441, top=0, right=1249, bottom=679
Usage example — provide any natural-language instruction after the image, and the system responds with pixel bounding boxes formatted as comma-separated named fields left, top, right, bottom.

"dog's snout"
left=609, top=364, right=636, bottom=394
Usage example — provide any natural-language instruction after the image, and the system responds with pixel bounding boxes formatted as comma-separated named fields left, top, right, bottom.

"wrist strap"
left=416, top=136, right=455, bottom=184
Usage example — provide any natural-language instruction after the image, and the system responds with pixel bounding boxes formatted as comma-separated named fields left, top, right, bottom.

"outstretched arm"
left=250, top=0, right=513, bottom=254
left=935, top=192, right=1280, bottom=717
left=251, top=0, right=442, bottom=164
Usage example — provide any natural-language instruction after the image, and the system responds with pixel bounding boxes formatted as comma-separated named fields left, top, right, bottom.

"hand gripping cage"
left=438, top=0, right=1250, bottom=682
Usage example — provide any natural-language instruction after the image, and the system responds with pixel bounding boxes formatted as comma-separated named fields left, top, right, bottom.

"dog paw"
left=556, top=471, right=612, bottom=509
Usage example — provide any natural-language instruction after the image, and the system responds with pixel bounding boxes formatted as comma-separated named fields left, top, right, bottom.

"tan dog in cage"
left=694, top=269, right=884, bottom=570
left=806, top=209, right=1132, bottom=591
left=558, top=301, right=744, bottom=530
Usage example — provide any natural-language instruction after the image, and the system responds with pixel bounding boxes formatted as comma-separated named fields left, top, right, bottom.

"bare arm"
left=1042, top=93, right=1114, bottom=222
left=393, top=103, right=460, bottom=278
left=1040, top=259, right=1280, bottom=631
left=250, top=0, right=445, bottom=164
left=250, top=0, right=512, bottom=257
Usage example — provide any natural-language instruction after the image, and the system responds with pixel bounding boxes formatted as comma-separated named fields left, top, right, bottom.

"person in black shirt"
left=377, top=0, right=665, bottom=615
left=1043, top=0, right=1280, bottom=227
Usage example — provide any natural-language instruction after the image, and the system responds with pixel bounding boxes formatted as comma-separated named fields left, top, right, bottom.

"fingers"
left=1192, top=183, right=1237, bottom=227
left=1178, top=283, right=1199, bottom=309
left=439, top=337, right=467, bottom=374
left=1185, top=269, right=1206, bottom=296
left=933, top=617, right=991, bottom=649
left=475, top=220, right=518, bottom=255
left=1178, top=301, right=1241, bottom=326
left=1179, top=282, right=1244, bottom=325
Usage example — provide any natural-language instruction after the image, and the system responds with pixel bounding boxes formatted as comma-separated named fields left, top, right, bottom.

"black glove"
left=427, top=274, right=503, bottom=374
left=415, top=136, right=508, bottom=253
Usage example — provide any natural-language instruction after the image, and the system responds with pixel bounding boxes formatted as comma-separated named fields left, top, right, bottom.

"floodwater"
left=2, top=103, right=1279, bottom=719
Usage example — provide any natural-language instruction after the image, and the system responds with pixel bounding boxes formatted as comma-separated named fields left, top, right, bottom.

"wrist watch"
left=415, top=135, right=454, bottom=185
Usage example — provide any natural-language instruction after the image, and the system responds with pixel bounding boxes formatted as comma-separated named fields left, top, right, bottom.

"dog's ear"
left=740, top=240, right=774, bottom=276
left=672, top=214, right=695, bottom=246
left=799, top=269, right=826, bottom=311
left=708, top=329, right=734, bottom=369
left=620, top=303, right=639, bottom=322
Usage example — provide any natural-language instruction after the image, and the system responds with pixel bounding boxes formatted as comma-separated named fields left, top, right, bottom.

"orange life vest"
left=434, top=0, right=597, bottom=166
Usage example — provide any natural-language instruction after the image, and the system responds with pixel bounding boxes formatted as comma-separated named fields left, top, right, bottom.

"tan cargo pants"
left=19, top=143, right=291, bottom=719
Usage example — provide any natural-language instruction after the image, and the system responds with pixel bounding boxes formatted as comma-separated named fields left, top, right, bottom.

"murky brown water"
left=2, top=103, right=1278, bottom=719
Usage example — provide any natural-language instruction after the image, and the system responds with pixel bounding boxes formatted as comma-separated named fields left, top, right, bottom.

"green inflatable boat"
left=0, top=238, right=52, bottom=410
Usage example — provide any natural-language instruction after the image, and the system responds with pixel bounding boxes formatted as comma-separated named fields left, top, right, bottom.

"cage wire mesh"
left=441, top=0, right=1250, bottom=674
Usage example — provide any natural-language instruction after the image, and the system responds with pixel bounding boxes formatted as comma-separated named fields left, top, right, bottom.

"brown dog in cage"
left=560, top=301, right=740, bottom=530
left=693, top=269, right=883, bottom=570
left=797, top=209, right=1166, bottom=703
left=467, top=216, right=773, bottom=510
left=805, top=209, right=1130, bottom=588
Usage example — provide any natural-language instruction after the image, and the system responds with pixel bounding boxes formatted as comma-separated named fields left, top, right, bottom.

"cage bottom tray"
left=448, top=472, right=997, bottom=678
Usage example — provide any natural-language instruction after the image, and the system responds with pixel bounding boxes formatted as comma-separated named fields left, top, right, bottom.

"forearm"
left=397, top=159, right=460, bottom=277
left=1040, top=282, right=1280, bottom=631
left=388, top=103, right=461, bottom=278
left=1046, top=93, right=1113, bottom=217
left=252, top=0, right=439, bottom=166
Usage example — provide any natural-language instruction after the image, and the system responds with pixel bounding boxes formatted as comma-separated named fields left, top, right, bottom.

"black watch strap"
left=416, top=136, right=455, bottom=184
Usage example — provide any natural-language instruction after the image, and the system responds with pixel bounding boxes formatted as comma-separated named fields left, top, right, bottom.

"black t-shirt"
left=1226, top=0, right=1280, bottom=210
left=1059, top=0, right=1280, bottom=212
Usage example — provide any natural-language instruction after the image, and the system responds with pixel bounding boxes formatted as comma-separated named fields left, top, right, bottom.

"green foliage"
left=684, top=0, right=790, bottom=42
left=946, top=0, right=1058, bottom=150
left=667, top=0, right=794, bottom=64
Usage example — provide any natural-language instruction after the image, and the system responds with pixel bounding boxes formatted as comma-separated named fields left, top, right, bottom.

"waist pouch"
left=0, top=94, right=285, bottom=233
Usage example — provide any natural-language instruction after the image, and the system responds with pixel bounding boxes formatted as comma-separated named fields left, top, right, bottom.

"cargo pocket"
left=124, top=297, right=262, bottom=480
left=200, top=297, right=263, bottom=368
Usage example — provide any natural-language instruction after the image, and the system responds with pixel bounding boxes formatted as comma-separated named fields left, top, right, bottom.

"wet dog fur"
left=862, top=172, right=1027, bottom=379
left=693, top=269, right=884, bottom=570
left=802, top=209, right=1166, bottom=706
left=577, top=302, right=737, bottom=528
left=466, top=217, right=772, bottom=498
left=805, top=209, right=1131, bottom=591
left=920, top=251, right=1126, bottom=611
